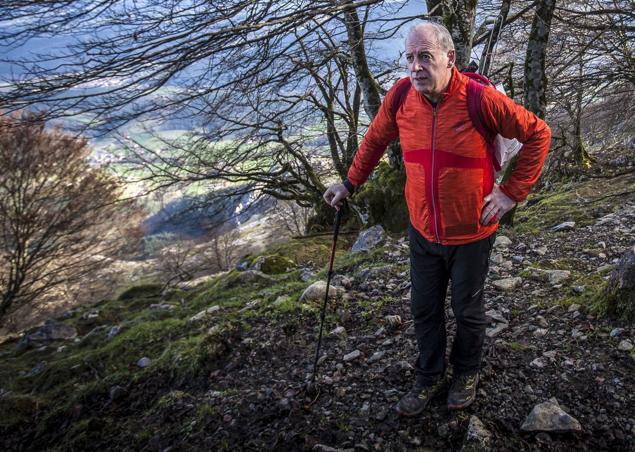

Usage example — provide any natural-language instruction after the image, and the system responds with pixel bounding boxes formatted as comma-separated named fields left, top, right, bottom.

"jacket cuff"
left=342, top=178, right=356, bottom=194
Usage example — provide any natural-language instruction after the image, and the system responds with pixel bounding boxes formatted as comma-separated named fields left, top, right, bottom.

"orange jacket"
left=347, top=67, right=551, bottom=245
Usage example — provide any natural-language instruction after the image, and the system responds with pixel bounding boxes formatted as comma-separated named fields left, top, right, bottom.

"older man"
left=323, top=22, right=551, bottom=416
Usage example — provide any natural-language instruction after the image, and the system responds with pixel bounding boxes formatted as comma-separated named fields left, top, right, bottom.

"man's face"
left=405, top=30, right=455, bottom=100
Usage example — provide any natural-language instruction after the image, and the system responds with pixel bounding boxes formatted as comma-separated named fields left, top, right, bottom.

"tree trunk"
left=523, top=0, right=557, bottom=120
left=501, top=0, right=556, bottom=226
left=344, top=9, right=382, bottom=121
left=426, top=0, right=478, bottom=70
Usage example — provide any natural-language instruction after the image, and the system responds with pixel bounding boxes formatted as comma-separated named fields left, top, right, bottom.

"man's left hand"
left=480, top=184, right=516, bottom=225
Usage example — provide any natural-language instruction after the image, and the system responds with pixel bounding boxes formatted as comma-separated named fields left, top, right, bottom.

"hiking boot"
left=447, top=371, right=479, bottom=410
left=395, top=380, right=444, bottom=417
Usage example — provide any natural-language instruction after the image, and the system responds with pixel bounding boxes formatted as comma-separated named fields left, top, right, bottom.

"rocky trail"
left=1, top=174, right=634, bottom=451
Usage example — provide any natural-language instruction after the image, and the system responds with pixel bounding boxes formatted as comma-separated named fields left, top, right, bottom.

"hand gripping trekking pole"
left=308, top=207, right=343, bottom=394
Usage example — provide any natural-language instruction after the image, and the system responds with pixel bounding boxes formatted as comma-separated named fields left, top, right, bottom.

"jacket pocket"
left=437, top=167, right=483, bottom=237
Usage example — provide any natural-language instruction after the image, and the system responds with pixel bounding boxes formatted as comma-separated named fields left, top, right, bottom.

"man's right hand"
left=323, top=183, right=351, bottom=210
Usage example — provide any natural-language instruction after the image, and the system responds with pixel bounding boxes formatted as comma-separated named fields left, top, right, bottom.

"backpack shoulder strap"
left=467, top=77, right=501, bottom=170
left=390, top=77, right=411, bottom=120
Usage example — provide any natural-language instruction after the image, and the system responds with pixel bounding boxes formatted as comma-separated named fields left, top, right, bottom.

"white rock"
left=568, top=304, right=580, bottom=313
left=618, top=340, right=634, bottom=351
left=137, top=357, right=151, bottom=368
left=491, top=253, right=504, bottom=264
left=533, top=328, right=548, bottom=338
left=521, top=398, right=582, bottom=432
left=492, top=277, right=522, bottom=291
left=530, top=358, right=547, bottom=368
left=494, top=236, right=512, bottom=249
left=329, top=326, right=347, bottom=338
left=300, top=281, right=344, bottom=303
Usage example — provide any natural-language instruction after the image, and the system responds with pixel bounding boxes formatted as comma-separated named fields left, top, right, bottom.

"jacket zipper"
left=430, top=105, right=440, bottom=243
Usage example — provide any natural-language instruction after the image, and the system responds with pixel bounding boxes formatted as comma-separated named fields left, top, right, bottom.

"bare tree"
left=0, top=113, right=138, bottom=323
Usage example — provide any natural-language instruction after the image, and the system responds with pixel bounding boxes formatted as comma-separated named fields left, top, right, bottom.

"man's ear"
left=447, top=49, right=456, bottom=68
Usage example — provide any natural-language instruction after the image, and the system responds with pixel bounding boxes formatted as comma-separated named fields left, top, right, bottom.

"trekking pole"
left=307, top=205, right=343, bottom=395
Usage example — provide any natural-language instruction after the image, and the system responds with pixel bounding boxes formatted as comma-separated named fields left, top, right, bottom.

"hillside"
left=1, top=172, right=634, bottom=451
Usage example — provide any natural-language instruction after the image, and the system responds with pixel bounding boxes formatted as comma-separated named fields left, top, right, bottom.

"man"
left=323, top=22, right=551, bottom=416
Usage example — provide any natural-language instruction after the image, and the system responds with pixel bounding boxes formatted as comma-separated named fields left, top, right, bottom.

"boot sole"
left=394, top=401, right=429, bottom=417
left=447, top=397, right=475, bottom=410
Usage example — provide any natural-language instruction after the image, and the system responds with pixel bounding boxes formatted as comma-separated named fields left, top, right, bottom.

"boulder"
left=462, top=415, right=492, bottom=451
left=606, top=245, right=635, bottom=321
left=492, top=277, right=522, bottom=291
left=494, top=235, right=512, bottom=249
left=351, top=225, right=385, bottom=253
left=300, top=281, right=344, bottom=304
left=521, top=398, right=582, bottom=433
left=251, top=254, right=296, bottom=274
left=16, top=320, right=78, bottom=352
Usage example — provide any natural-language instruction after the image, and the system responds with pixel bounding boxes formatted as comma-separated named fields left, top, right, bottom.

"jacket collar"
left=415, top=66, right=462, bottom=105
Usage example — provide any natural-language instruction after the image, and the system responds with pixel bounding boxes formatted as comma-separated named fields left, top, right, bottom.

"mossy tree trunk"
left=426, top=0, right=478, bottom=70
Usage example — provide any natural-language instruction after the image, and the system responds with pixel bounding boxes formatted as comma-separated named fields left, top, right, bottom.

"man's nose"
left=410, top=60, right=422, bottom=72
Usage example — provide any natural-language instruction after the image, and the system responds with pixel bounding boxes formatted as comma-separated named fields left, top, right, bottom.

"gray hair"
left=406, top=22, right=455, bottom=52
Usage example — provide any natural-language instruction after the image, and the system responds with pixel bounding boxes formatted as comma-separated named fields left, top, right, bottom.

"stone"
left=25, top=361, right=46, bottom=377
left=551, top=221, right=575, bottom=232
left=521, top=398, right=582, bottom=432
left=329, top=326, right=347, bottom=338
left=384, top=315, right=402, bottom=328
left=533, top=328, right=548, bottom=338
left=107, top=325, right=121, bottom=340
left=300, top=268, right=316, bottom=282
left=368, top=351, right=386, bottom=363
left=610, top=327, right=625, bottom=337
left=189, top=305, right=221, bottom=323
left=486, top=323, right=509, bottom=338
left=16, top=320, right=78, bottom=352
left=534, top=246, right=548, bottom=256
left=530, top=358, right=547, bottom=369
left=149, top=303, right=175, bottom=310
left=239, top=299, right=261, bottom=312
left=273, top=295, right=290, bottom=306
left=343, top=350, right=362, bottom=362
left=351, top=225, right=386, bottom=253
left=357, top=265, right=392, bottom=282
left=492, top=277, right=522, bottom=291
left=605, top=245, right=635, bottom=320
left=535, top=315, right=549, bottom=328
left=485, top=310, right=508, bottom=324
left=300, top=281, right=344, bottom=304
left=491, top=253, right=504, bottom=264
left=461, top=415, right=492, bottom=451
left=527, top=268, right=571, bottom=285
left=109, top=385, right=126, bottom=401
left=568, top=304, right=580, bottom=313
left=494, top=236, right=512, bottom=249
left=137, top=357, right=151, bottom=368
left=618, top=340, right=633, bottom=351
left=251, top=254, right=296, bottom=274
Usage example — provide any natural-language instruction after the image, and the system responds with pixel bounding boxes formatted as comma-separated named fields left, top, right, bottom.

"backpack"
left=390, top=73, right=522, bottom=175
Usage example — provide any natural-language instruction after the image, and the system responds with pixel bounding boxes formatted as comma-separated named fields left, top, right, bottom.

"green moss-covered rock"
left=355, top=162, right=408, bottom=233
left=251, top=254, right=296, bottom=274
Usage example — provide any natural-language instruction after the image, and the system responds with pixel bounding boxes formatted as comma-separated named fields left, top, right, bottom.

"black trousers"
left=408, top=223, right=496, bottom=386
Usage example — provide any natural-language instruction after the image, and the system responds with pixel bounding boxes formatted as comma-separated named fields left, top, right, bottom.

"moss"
left=555, top=272, right=609, bottom=317
left=0, top=393, right=43, bottom=428
left=118, top=283, right=165, bottom=301
left=355, top=162, right=408, bottom=233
